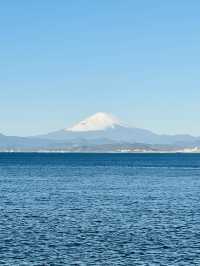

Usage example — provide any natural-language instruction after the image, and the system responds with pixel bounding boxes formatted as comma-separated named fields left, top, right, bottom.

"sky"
left=1, top=0, right=200, bottom=136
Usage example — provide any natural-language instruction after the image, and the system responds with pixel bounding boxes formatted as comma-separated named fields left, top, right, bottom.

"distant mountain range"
left=1, top=112, right=200, bottom=152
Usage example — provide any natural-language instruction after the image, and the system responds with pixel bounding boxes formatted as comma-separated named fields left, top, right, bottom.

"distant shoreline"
left=0, top=151, right=200, bottom=154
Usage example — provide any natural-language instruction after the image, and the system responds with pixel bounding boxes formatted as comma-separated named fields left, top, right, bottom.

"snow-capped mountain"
left=67, top=112, right=122, bottom=132
left=37, top=112, right=200, bottom=146
left=36, top=112, right=152, bottom=142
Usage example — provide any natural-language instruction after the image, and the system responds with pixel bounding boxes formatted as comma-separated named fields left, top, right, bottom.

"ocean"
left=0, top=153, right=200, bottom=265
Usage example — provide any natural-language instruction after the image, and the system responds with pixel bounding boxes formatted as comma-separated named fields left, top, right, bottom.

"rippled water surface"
left=0, top=153, right=200, bottom=265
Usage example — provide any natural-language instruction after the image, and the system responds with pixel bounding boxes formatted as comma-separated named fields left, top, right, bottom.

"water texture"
left=0, top=153, right=200, bottom=265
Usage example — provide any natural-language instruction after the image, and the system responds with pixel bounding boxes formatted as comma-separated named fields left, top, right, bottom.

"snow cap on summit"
left=66, top=112, right=121, bottom=132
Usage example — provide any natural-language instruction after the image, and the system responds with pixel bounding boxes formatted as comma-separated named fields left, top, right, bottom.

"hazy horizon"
left=2, top=111, right=200, bottom=138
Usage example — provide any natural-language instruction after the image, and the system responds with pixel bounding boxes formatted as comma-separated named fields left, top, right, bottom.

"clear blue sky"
left=1, top=1, right=200, bottom=136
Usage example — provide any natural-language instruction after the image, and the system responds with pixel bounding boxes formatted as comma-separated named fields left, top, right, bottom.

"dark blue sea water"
left=0, top=153, right=200, bottom=265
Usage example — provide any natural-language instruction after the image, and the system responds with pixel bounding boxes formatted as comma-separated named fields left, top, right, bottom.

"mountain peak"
left=66, top=112, right=121, bottom=132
